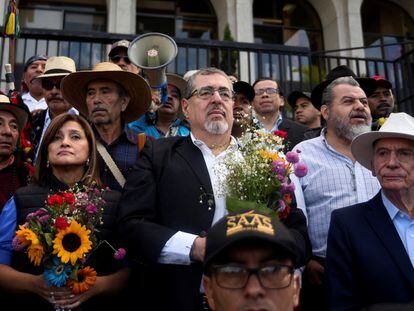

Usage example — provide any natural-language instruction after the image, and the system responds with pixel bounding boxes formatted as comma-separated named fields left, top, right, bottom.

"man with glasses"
left=203, top=210, right=301, bottom=311
left=252, top=78, right=307, bottom=150
left=108, top=39, right=141, bottom=74
left=118, top=68, right=309, bottom=310
left=326, top=113, right=414, bottom=310
left=30, top=56, right=77, bottom=157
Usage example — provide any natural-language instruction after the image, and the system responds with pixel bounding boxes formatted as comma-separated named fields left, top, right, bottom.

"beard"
left=330, top=112, right=371, bottom=142
left=204, top=119, right=229, bottom=135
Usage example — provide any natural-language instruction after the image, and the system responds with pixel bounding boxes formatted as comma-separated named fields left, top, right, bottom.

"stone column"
left=106, top=0, right=136, bottom=34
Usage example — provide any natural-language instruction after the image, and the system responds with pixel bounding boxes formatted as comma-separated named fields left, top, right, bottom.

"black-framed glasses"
left=110, top=55, right=131, bottom=64
left=254, top=88, right=280, bottom=96
left=211, top=264, right=294, bottom=289
left=187, top=86, right=234, bottom=102
left=41, top=79, right=62, bottom=91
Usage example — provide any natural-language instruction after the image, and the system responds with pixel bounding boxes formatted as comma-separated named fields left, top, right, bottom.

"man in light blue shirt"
left=326, top=112, right=414, bottom=310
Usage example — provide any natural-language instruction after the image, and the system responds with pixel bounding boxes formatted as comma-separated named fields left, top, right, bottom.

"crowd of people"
left=0, top=36, right=413, bottom=311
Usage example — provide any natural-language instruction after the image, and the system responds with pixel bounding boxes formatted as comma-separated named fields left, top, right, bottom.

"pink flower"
left=12, top=235, right=24, bottom=251
left=286, top=151, right=300, bottom=164
left=113, top=248, right=126, bottom=260
left=294, top=162, right=308, bottom=178
left=86, top=203, right=98, bottom=214
left=38, top=215, right=50, bottom=224
left=271, top=160, right=286, bottom=175
left=281, top=182, right=295, bottom=194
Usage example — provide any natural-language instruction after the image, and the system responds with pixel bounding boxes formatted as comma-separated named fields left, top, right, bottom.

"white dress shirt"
left=22, top=92, right=47, bottom=112
left=158, top=133, right=239, bottom=265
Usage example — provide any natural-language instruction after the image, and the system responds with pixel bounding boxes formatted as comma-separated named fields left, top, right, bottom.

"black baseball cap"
left=287, top=91, right=312, bottom=108
left=233, top=81, right=255, bottom=102
left=23, top=55, right=48, bottom=72
left=204, top=210, right=300, bottom=270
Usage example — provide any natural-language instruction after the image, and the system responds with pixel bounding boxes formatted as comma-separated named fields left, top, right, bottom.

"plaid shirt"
left=94, top=126, right=139, bottom=191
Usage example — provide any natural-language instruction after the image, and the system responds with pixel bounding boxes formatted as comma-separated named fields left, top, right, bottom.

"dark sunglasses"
left=110, top=55, right=131, bottom=64
left=41, top=79, right=62, bottom=91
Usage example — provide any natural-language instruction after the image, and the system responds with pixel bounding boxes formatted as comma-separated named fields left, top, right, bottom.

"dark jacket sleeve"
left=116, top=139, right=176, bottom=263
left=326, top=210, right=360, bottom=311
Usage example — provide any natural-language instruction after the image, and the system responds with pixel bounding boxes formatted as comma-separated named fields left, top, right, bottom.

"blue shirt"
left=292, top=129, right=380, bottom=257
left=254, top=113, right=283, bottom=133
left=383, top=191, right=414, bottom=268
left=0, top=198, right=16, bottom=265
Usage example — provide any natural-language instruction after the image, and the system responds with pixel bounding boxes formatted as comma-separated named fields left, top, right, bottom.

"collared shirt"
left=129, top=115, right=190, bottom=139
left=95, top=126, right=139, bottom=192
left=254, top=113, right=283, bottom=133
left=0, top=198, right=16, bottom=265
left=21, top=92, right=47, bottom=112
left=292, top=128, right=380, bottom=258
left=383, top=191, right=414, bottom=268
left=34, top=108, right=78, bottom=160
left=158, top=133, right=239, bottom=265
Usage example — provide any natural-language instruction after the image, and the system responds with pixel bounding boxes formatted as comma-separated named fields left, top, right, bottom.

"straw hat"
left=351, top=113, right=414, bottom=170
left=0, top=94, right=29, bottom=131
left=34, top=56, right=76, bottom=80
left=61, top=62, right=151, bottom=123
left=166, top=73, right=186, bottom=98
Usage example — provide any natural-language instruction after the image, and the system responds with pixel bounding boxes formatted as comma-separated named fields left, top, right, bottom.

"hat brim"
left=311, top=77, right=377, bottom=110
left=166, top=73, right=186, bottom=98
left=0, top=104, right=29, bottom=131
left=33, top=72, right=70, bottom=80
left=352, top=131, right=414, bottom=170
left=233, top=81, right=255, bottom=102
left=287, top=91, right=311, bottom=108
left=61, top=70, right=151, bottom=123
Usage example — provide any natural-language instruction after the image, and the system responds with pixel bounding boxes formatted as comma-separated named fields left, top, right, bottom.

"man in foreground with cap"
left=61, top=62, right=151, bottom=191
left=326, top=112, right=414, bottom=310
left=108, top=39, right=140, bottom=74
left=366, top=75, right=395, bottom=129
left=30, top=56, right=78, bottom=156
left=252, top=78, right=307, bottom=150
left=0, top=93, right=30, bottom=213
left=292, top=76, right=380, bottom=310
left=21, top=55, right=48, bottom=112
left=203, top=210, right=301, bottom=311
left=128, top=73, right=190, bottom=139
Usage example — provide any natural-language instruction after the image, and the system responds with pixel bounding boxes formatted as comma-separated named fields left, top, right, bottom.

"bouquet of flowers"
left=13, top=183, right=126, bottom=294
left=217, top=128, right=308, bottom=218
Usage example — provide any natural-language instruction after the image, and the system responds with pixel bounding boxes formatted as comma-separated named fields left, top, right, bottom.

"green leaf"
left=44, top=233, right=53, bottom=247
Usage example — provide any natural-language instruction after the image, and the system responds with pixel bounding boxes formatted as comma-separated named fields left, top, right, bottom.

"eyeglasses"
left=187, top=86, right=234, bottom=102
left=110, top=55, right=131, bottom=64
left=254, top=88, right=280, bottom=96
left=375, top=148, right=414, bottom=164
left=211, top=264, right=294, bottom=289
left=41, top=79, right=62, bottom=91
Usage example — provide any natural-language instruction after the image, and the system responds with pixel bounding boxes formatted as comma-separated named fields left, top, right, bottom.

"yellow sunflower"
left=15, top=226, right=39, bottom=247
left=28, top=244, right=44, bottom=266
left=53, top=220, right=92, bottom=265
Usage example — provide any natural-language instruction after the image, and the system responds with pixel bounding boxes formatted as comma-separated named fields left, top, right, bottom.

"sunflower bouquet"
left=217, top=128, right=308, bottom=218
left=12, top=183, right=126, bottom=294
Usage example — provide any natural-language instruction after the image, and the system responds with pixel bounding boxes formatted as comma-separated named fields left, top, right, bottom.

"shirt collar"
left=254, top=113, right=283, bottom=132
left=382, top=191, right=402, bottom=220
left=190, top=132, right=238, bottom=155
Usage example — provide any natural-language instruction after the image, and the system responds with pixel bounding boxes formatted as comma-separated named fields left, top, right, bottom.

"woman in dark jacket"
left=0, top=113, right=129, bottom=310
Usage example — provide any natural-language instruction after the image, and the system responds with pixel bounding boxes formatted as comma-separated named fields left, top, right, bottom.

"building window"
left=253, top=0, right=323, bottom=51
left=136, top=0, right=218, bottom=40
left=362, top=0, right=414, bottom=60
left=19, top=0, right=107, bottom=32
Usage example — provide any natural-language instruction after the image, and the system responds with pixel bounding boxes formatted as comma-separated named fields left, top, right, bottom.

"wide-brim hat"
left=33, top=56, right=76, bottom=80
left=233, top=81, right=255, bottom=102
left=204, top=210, right=300, bottom=270
left=166, top=73, right=186, bottom=98
left=0, top=94, right=29, bottom=131
left=351, top=113, right=414, bottom=170
left=311, top=65, right=377, bottom=110
left=61, top=62, right=151, bottom=123
left=287, top=91, right=312, bottom=108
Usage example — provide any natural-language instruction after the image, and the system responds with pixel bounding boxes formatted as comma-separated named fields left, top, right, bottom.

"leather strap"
left=96, top=141, right=126, bottom=188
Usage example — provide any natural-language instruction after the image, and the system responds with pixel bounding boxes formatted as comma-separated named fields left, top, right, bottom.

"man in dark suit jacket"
left=117, top=68, right=310, bottom=311
left=252, top=78, right=307, bottom=150
left=326, top=112, right=414, bottom=310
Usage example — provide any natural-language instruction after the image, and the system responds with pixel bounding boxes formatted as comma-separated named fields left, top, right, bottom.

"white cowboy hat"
left=351, top=112, right=414, bottom=170
left=33, top=56, right=76, bottom=80
left=61, top=62, right=151, bottom=123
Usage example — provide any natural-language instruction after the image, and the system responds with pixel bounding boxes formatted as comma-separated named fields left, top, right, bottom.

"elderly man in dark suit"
left=326, top=112, right=414, bottom=310
left=117, top=68, right=310, bottom=311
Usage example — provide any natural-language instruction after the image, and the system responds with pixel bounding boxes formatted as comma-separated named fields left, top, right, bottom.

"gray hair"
left=183, top=67, right=233, bottom=99
left=322, top=76, right=360, bottom=107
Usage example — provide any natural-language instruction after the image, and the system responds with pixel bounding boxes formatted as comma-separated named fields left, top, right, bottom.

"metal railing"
left=1, top=28, right=413, bottom=114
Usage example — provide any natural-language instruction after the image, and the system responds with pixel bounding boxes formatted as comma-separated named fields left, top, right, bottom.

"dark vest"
left=9, top=177, right=125, bottom=310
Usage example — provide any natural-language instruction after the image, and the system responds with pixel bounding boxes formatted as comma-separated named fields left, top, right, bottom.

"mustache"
left=92, top=106, right=108, bottom=114
left=46, top=94, right=64, bottom=101
left=207, top=104, right=226, bottom=115
left=377, top=102, right=392, bottom=109
left=349, top=111, right=368, bottom=119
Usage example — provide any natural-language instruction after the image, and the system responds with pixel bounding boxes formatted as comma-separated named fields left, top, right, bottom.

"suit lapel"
left=364, top=193, right=414, bottom=287
left=176, top=136, right=214, bottom=196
